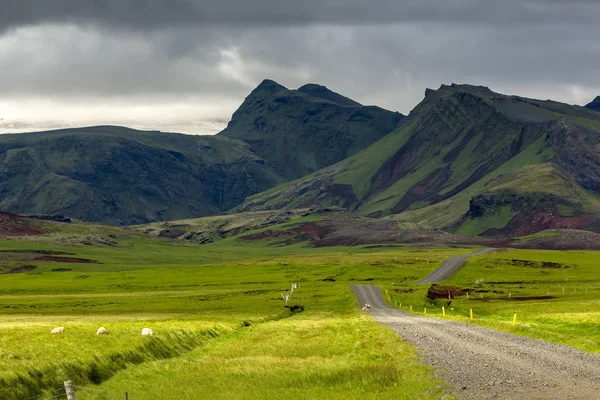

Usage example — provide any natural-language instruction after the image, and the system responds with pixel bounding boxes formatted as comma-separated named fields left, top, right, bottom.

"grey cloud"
left=0, top=1, right=599, bottom=133
left=1, top=0, right=600, bottom=34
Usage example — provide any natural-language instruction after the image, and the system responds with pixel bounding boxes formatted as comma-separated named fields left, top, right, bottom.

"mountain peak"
left=249, top=79, right=288, bottom=98
left=438, top=83, right=495, bottom=96
left=297, top=84, right=361, bottom=106
left=585, top=96, right=600, bottom=111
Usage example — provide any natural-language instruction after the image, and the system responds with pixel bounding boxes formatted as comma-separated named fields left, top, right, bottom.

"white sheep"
left=361, top=303, right=372, bottom=311
left=141, top=328, right=154, bottom=336
left=50, top=326, right=65, bottom=334
left=96, top=327, right=107, bottom=335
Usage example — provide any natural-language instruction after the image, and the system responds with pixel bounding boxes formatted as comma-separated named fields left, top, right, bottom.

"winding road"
left=352, top=285, right=600, bottom=399
left=416, top=248, right=494, bottom=285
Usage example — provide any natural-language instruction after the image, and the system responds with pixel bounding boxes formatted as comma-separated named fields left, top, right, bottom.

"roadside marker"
left=442, top=306, right=446, bottom=317
left=424, top=307, right=427, bottom=314
left=512, top=313, right=518, bottom=326
left=410, top=305, right=412, bottom=311
left=470, top=309, right=473, bottom=320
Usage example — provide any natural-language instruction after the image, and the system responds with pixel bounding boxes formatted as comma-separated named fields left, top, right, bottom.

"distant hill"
left=586, top=96, right=600, bottom=111
left=0, top=126, right=284, bottom=225
left=218, top=79, right=404, bottom=180
left=0, top=81, right=401, bottom=225
left=238, top=84, right=600, bottom=236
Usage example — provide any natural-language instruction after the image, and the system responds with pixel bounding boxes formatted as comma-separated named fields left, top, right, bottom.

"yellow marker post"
left=470, top=309, right=473, bottom=320
left=409, top=305, right=412, bottom=311
left=399, top=303, right=402, bottom=308
left=513, top=313, right=517, bottom=326
left=442, top=306, right=446, bottom=317
left=424, top=307, right=427, bottom=314
left=394, top=301, right=397, bottom=306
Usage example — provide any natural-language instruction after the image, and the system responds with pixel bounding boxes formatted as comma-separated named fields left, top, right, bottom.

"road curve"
left=352, top=284, right=600, bottom=400
left=416, top=248, right=494, bottom=285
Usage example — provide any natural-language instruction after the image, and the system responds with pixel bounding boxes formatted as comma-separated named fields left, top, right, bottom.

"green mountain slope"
left=218, top=79, right=404, bottom=180
left=238, top=84, right=600, bottom=236
left=0, top=126, right=284, bottom=225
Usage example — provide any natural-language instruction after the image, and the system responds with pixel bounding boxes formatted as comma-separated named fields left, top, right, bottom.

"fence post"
left=64, top=381, right=76, bottom=400
left=125, top=392, right=129, bottom=400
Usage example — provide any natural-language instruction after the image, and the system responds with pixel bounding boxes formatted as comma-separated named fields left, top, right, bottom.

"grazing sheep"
left=361, top=303, right=372, bottom=311
left=50, top=326, right=65, bottom=334
left=141, top=328, right=154, bottom=336
left=96, top=327, right=107, bottom=335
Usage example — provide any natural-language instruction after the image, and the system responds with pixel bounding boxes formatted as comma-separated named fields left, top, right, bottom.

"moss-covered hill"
left=239, top=84, right=600, bottom=236
left=0, top=126, right=287, bottom=225
left=218, top=79, right=404, bottom=180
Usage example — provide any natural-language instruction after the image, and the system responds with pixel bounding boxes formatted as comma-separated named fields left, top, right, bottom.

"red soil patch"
left=2, top=265, right=36, bottom=274
left=241, top=222, right=336, bottom=245
left=241, top=230, right=295, bottom=241
left=29, top=256, right=100, bottom=264
left=484, top=204, right=597, bottom=237
left=0, top=212, right=45, bottom=237
left=366, top=211, right=383, bottom=218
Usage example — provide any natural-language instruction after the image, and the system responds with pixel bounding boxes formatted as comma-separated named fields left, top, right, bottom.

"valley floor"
left=1, top=230, right=599, bottom=399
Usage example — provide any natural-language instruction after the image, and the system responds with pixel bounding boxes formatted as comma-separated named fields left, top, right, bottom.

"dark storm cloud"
left=1, top=0, right=600, bottom=33
left=1, top=1, right=599, bottom=133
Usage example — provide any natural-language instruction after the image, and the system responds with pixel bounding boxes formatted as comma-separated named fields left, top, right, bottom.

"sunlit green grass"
left=0, top=236, right=469, bottom=399
left=78, top=314, right=451, bottom=400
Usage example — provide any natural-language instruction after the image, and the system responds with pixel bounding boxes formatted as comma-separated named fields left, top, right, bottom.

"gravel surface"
left=352, top=284, right=600, bottom=400
left=416, top=248, right=494, bottom=285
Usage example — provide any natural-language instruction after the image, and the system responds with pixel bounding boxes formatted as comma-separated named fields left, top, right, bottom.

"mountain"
left=586, top=96, right=600, bottom=111
left=0, top=126, right=284, bottom=225
left=218, top=79, right=404, bottom=180
left=237, top=84, right=600, bottom=236
left=0, top=82, right=400, bottom=225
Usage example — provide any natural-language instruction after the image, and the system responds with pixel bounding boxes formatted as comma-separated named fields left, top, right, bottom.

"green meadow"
left=0, top=233, right=467, bottom=399
left=3, top=227, right=600, bottom=399
left=386, top=249, right=600, bottom=354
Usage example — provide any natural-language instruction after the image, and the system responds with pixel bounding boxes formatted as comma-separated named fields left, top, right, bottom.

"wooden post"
left=125, top=392, right=129, bottom=400
left=64, top=381, right=76, bottom=400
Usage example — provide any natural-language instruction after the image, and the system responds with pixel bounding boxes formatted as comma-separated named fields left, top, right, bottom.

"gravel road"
left=352, top=284, right=600, bottom=399
left=416, top=248, right=495, bottom=285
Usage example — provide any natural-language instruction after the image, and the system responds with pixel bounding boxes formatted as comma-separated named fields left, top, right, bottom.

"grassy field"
left=4, top=224, right=600, bottom=399
left=0, top=232, right=467, bottom=399
left=385, top=248, right=600, bottom=354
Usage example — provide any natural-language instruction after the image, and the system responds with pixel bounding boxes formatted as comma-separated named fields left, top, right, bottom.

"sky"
left=1, top=0, right=599, bottom=134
